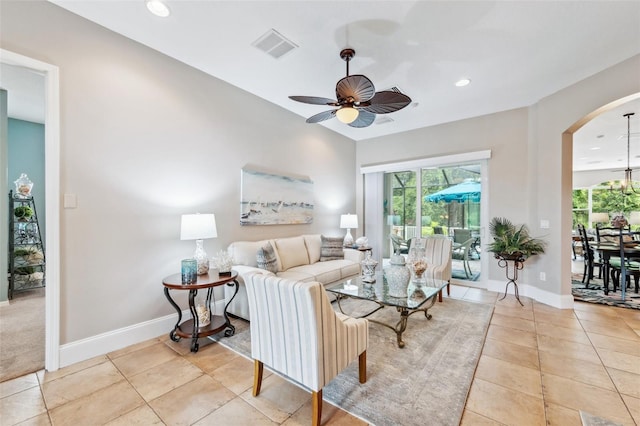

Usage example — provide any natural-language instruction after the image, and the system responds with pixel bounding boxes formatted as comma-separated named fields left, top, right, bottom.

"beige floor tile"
left=194, top=396, right=278, bottom=425
left=544, top=402, right=582, bottom=426
left=16, top=412, right=52, bottom=425
left=537, top=334, right=601, bottom=364
left=0, top=373, right=39, bottom=399
left=128, top=356, right=204, bottom=401
left=492, top=304, right=535, bottom=321
left=579, top=318, right=640, bottom=341
left=465, top=378, right=545, bottom=426
left=533, top=302, right=576, bottom=318
left=149, top=374, right=236, bottom=426
left=587, top=332, right=640, bottom=356
left=572, top=301, right=620, bottom=315
left=162, top=332, right=217, bottom=356
left=185, top=341, right=244, bottom=373
left=460, top=409, right=506, bottom=425
left=535, top=322, right=591, bottom=345
left=622, top=317, right=640, bottom=330
left=606, top=367, right=640, bottom=399
left=0, top=386, right=47, bottom=425
left=110, top=341, right=179, bottom=378
left=37, top=355, right=108, bottom=384
left=240, top=373, right=311, bottom=424
left=105, top=405, right=164, bottom=425
left=474, top=355, right=542, bottom=398
left=596, top=347, right=640, bottom=374
left=208, top=352, right=260, bottom=395
left=573, top=308, right=621, bottom=324
left=48, top=380, right=144, bottom=425
left=490, top=312, right=536, bottom=333
left=538, top=351, right=615, bottom=391
left=541, top=373, right=634, bottom=425
left=487, top=324, right=537, bottom=348
left=481, top=337, right=539, bottom=370
left=283, top=399, right=367, bottom=426
left=534, top=313, right=583, bottom=330
left=108, top=337, right=162, bottom=360
left=621, top=394, right=640, bottom=425
left=41, top=361, right=124, bottom=409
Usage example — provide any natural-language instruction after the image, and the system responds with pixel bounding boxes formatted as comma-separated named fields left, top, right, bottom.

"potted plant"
left=14, top=205, right=34, bottom=221
left=487, top=217, right=546, bottom=261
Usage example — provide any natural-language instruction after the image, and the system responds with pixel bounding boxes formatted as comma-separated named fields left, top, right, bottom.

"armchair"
left=244, top=273, right=369, bottom=426
left=422, top=237, right=453, bottom=302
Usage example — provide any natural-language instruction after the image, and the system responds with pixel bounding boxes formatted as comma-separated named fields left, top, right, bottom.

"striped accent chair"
left=245, top=273, right=368, bottom=426
left=423, top=236, right=453, bottom=302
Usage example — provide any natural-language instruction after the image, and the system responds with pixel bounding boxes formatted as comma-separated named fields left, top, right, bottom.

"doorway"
left=0, top=49, right=61, bottom=373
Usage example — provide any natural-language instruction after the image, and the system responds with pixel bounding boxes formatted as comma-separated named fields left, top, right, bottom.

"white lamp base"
left=194, top=239, right=209, bottom=275
left=343, top=229, right=354, bottom=248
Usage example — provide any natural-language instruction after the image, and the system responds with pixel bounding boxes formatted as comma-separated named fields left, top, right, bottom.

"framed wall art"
left=240, top=167, right=314, bottom=225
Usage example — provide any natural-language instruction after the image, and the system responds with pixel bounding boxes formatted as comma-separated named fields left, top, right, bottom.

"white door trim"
left=1, top=49, right=60, bottom=372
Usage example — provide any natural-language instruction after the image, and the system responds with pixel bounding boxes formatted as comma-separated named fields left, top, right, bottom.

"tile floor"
left=1, top=285, right=639, bottom=426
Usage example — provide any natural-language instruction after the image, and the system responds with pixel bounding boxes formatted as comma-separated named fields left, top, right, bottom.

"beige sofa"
left=224, top=234, right=364, bottom=320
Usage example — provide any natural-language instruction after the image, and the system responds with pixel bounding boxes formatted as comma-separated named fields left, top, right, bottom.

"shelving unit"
left=8, top=190, right=46, bottom=299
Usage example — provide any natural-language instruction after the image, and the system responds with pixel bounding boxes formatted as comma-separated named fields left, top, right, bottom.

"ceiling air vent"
left=376, top=116, right=395, bottom=125
left=252, top=29, right=298, bottom=59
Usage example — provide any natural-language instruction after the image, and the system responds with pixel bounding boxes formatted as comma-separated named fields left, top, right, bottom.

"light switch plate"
left=540, top=219, right=550, bottom=229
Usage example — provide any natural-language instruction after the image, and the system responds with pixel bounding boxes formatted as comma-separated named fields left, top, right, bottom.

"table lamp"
left=629, top=212, right=640, bottom=226
left=181, top=213, right=217, bottom=275
left=340, top=214, right=358, bottom=247
left=591, top=213, right=609, bottom=226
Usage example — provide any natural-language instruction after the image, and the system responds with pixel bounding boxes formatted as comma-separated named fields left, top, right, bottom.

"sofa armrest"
left=225, top=266, right=275, bottom=321
left=344, top=248, right=365, bottom=263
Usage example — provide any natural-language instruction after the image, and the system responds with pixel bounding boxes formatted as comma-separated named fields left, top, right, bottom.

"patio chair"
left=390, top=233, right=409, bottom=254
left=244, top=273, right=368, bottom=426
left=452, top=237, right=474, bottom=279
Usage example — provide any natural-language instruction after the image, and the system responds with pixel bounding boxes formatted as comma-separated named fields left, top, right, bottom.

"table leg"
left=223, top=280, right=239, bottom=337
left=163, top=287, right=182, bottom=342
left=188, top=290, right=200, bottom=352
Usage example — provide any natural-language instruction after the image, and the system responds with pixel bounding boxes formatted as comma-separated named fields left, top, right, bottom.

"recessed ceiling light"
left=590, top=147, right=601, bottom=150
left=146, top=0, right=170, bottom=17
left=455, top=78, right=471, bottom=87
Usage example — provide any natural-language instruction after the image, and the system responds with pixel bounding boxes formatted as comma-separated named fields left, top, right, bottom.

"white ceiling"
left=2, top=1, right=640, bottom=172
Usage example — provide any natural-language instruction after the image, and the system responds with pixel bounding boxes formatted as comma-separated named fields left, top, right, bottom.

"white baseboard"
left=59, top=300, right=228, bottom=368
left=486, top=279, right=574, bottom=309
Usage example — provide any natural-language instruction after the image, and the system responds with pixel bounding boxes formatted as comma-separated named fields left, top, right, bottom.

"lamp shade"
left=180, top=213, right=218, bottom=240
left=340, top=214, right=358, bottom=229
left=336, top=106, right=359, bottom=124
left=629, top=211, right=640, bottom=225
left=591, top=213, right=609, bottom=224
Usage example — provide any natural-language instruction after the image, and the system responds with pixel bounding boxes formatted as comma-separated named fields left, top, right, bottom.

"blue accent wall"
left=8, top=118, right=45, bottom=245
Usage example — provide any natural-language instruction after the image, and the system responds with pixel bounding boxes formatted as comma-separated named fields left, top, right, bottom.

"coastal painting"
left=240, top=168, right=314, bottom=225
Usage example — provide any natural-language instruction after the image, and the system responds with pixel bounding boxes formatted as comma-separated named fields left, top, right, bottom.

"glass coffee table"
left=327, top=273, right=448, bottom=348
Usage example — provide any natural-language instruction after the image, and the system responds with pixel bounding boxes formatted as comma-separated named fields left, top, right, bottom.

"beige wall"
left=0, top=1, right=356, bottom=343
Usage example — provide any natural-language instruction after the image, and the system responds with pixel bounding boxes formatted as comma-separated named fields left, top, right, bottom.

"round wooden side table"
left=162, top=270, right=239, bottom=352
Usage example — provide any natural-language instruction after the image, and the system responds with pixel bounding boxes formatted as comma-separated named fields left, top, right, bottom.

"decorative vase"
left=14, top=173, right=33, bottom=198
left=361, top=251, right=378, bottom=283
left=384, top=253, right=410, bottom=297
left=407, top=244, right=428, bottom=287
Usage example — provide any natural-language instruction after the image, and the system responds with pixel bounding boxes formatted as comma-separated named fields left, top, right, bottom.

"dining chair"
left=244, top=273, right=369, bottom=426
left=577, top=224, right=600, bottom=287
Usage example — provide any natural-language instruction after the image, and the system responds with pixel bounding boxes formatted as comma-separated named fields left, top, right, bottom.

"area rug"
left=0, top=288, right=45, bottom=382
left=214, top=297, right=494, bottom=426
left=572, top=279, right=640, bottom=310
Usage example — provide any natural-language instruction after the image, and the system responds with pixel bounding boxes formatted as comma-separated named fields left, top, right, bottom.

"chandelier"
left=611, top=112, right=637, bottom=195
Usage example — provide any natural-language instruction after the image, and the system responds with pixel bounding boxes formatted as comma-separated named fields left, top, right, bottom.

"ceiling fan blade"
left=360, top=91, right=412, bottom=114
left=306, top=109, right=336, bottom=123
left=348, top=110, right=376, bottom=128
left=336, top=75, right=375, bottom=103
left=289, top=96, right=338, bottom=105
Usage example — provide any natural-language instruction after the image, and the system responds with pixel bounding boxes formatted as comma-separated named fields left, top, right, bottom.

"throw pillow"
left=320, top=235, right=344, bottom=261
left=256, top=243, right=278, bottom=273
left=274, top=236, right=310, bottom=271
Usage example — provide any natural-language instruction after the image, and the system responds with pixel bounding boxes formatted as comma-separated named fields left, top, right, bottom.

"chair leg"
left=312, top=390, right=322, bottom=426
left=359, top=351, right=367, bottom=383
left=438, top=289, right=443, bottom=302
left=446, top=281, right=450, bottom=296
left=253, top=360, right=263, bottom=397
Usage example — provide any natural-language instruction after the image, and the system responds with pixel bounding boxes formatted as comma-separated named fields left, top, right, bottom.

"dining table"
left=591, top=241, right=640, bottom=300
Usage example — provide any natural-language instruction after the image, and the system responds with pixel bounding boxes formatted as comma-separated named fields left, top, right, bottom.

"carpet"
left=0, top=288, right=46, bottom=382
left=571, top=279, right=640, bottom=310
left=214, top=297, right=494, bottom=426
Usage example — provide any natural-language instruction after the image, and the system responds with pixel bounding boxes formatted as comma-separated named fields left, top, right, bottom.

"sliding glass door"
left=384, top=163, right=482, bottom=282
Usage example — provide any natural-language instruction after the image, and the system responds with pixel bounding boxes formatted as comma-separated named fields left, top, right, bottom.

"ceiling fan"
left=289, top=48, right=412, bottom=128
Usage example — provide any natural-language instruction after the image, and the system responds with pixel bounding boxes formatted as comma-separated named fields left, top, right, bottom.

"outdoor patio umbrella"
left=425, top=180, right=481, bottom=229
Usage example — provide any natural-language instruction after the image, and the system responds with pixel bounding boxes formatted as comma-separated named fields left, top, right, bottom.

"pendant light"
left=611, top=112, right=637, bottom=195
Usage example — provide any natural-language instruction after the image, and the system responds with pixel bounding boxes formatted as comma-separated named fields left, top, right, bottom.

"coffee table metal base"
left=334, top=294, right=438, bottom=348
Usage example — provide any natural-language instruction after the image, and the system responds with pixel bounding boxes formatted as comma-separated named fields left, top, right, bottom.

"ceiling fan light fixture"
left=146, top=0, right=170, bottom=17
left=336, top=106, right=359, bottom=124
